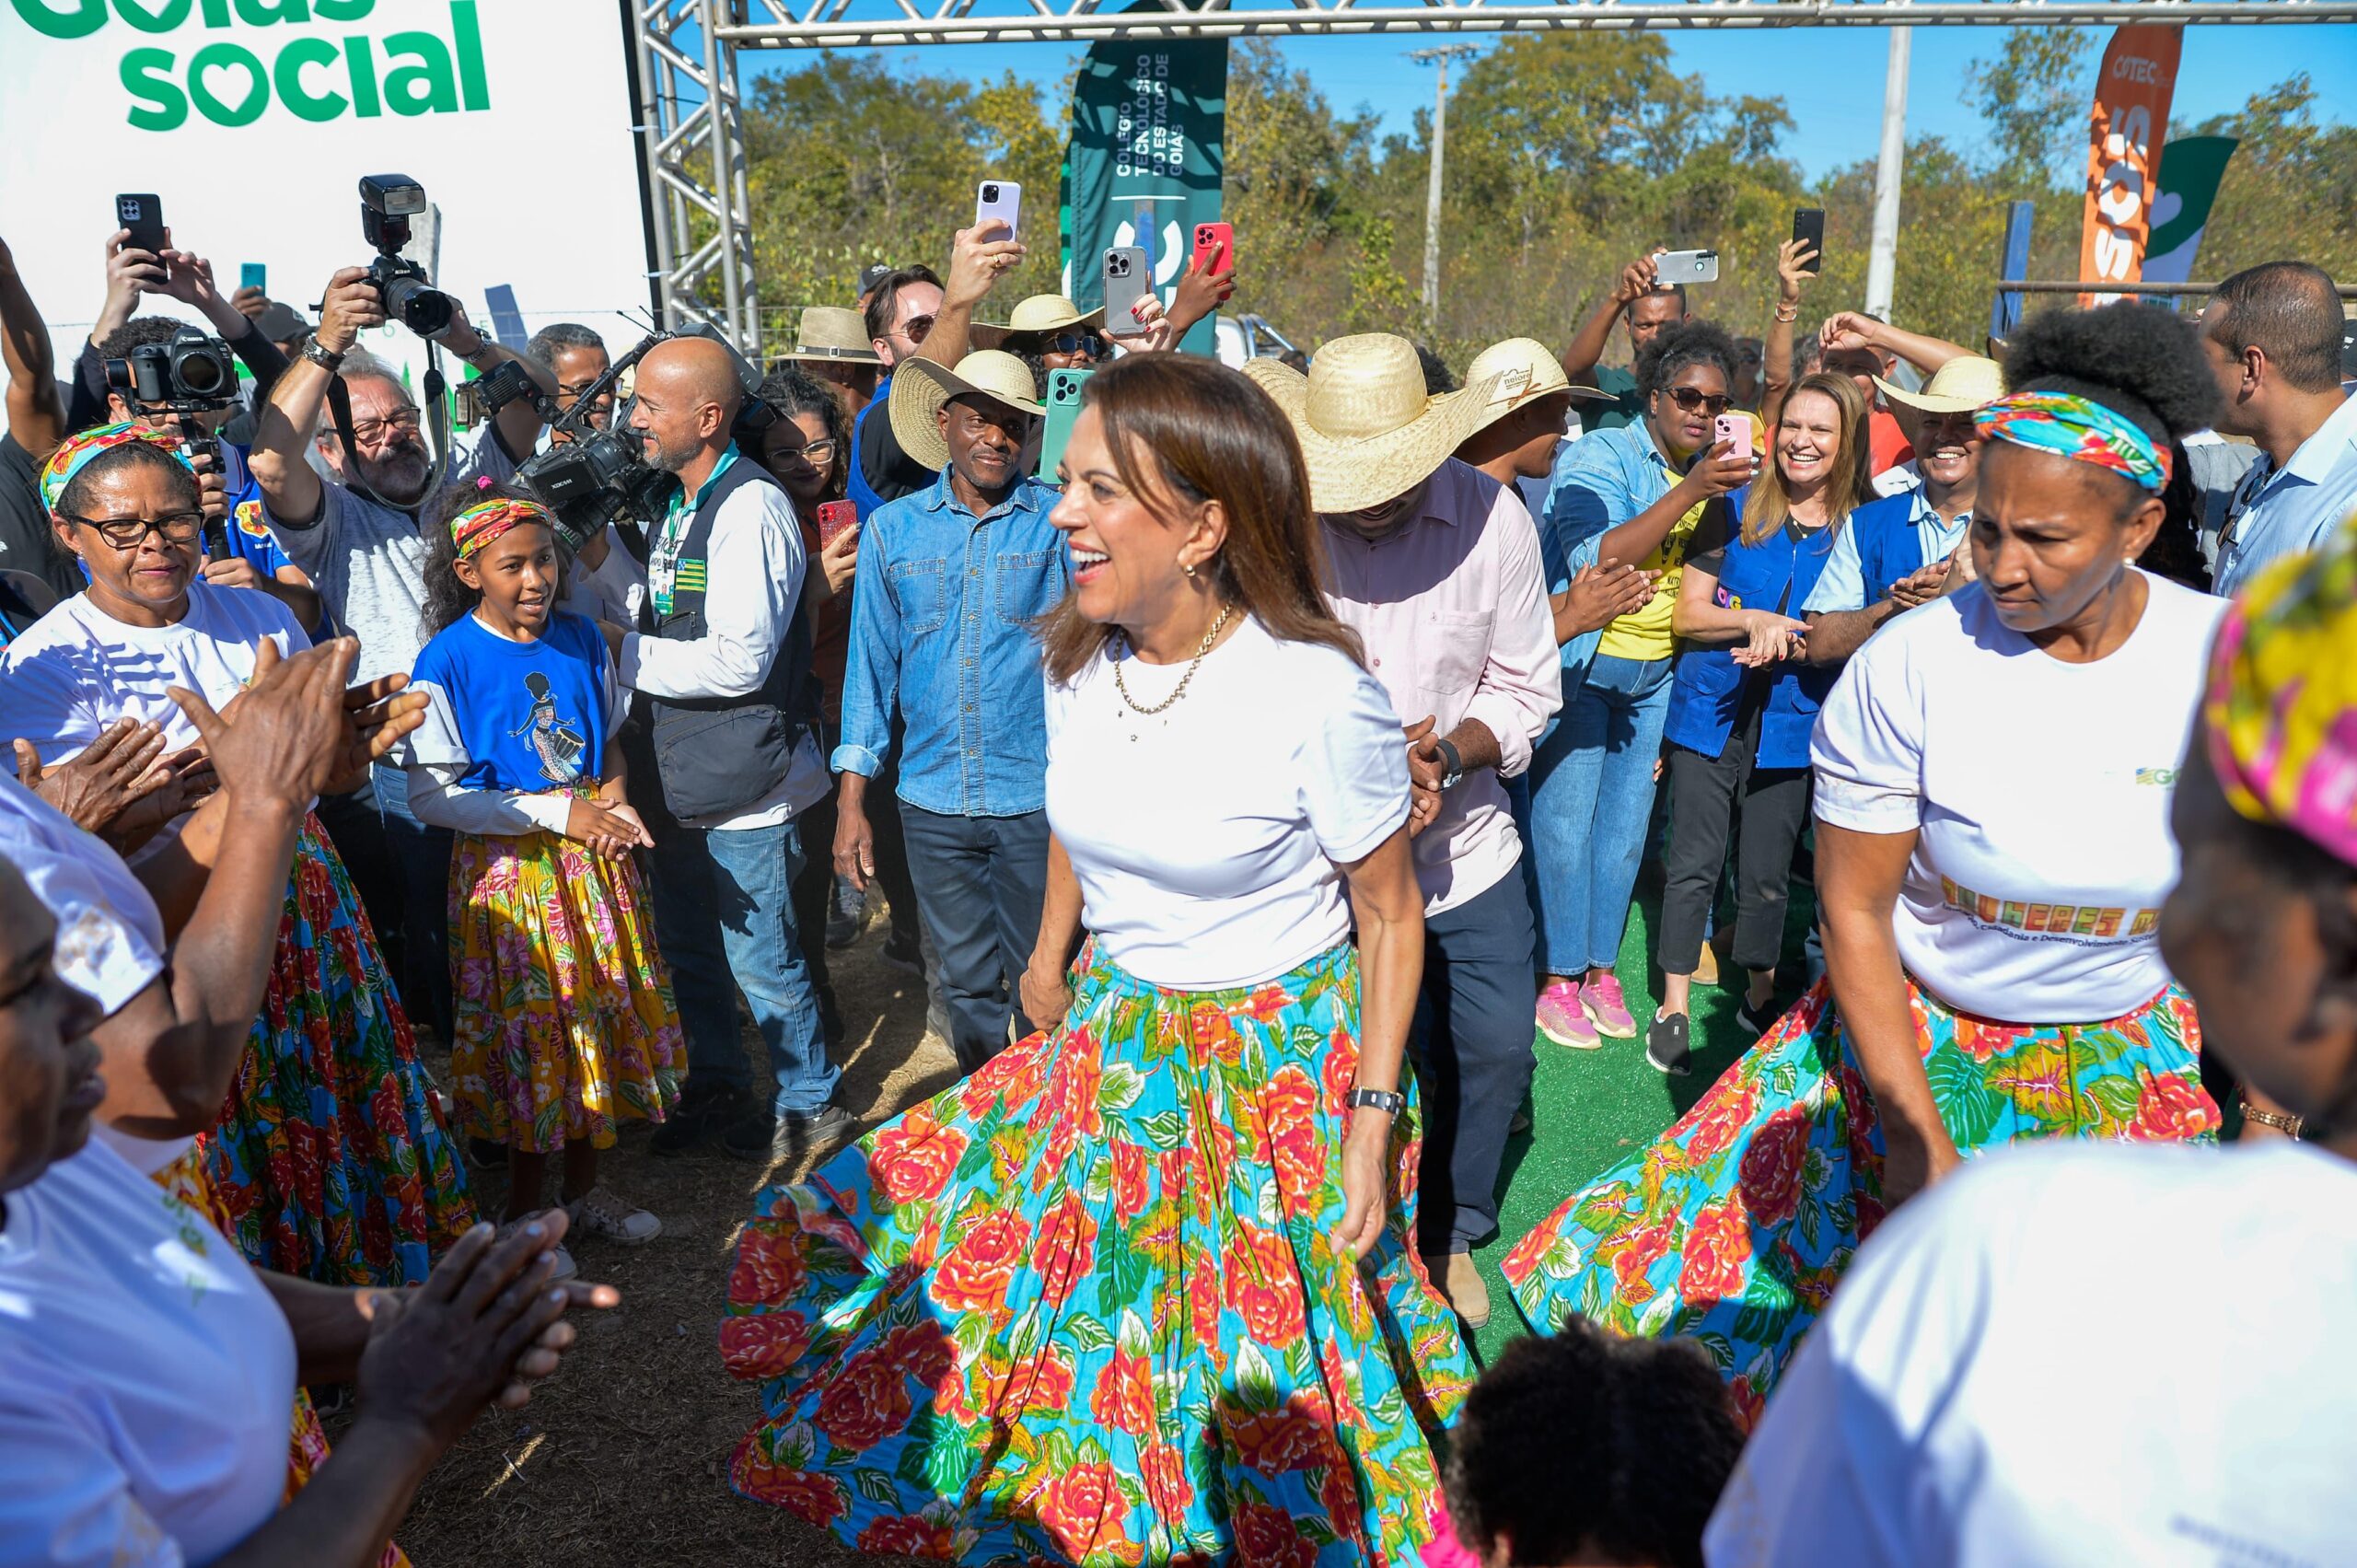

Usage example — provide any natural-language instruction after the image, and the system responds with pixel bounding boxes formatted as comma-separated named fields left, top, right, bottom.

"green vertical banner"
left=2142, top=135, right=2239, bottom=286
left=1064, top=8, right=1226, bottom=356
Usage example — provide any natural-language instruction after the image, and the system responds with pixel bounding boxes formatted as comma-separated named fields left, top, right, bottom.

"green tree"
left=2194, top=74, right=2357, bottom=283
left=1962, top=28, right=2093, bottom=193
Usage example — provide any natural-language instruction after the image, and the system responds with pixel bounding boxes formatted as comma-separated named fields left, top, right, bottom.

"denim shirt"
left=832, top=468, right=1067, bottom=817
left=1540, top=419, right=1677, bottom=558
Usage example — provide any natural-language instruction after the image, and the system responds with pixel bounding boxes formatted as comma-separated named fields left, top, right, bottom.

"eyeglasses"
left=1664, top=388, right=1736, bottom=415
left=1046, top=332, right=1103, bottom=359
left=349, top=406, right=424, bottom=444
left=61, top=509, right=204, bottom=549
left=897, top=313, right=936, bottom=346
left=769, top=437, right=839, bottom=468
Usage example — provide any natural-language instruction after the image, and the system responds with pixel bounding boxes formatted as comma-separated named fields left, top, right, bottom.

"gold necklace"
left=1113, top=604, right=1234, bottom=716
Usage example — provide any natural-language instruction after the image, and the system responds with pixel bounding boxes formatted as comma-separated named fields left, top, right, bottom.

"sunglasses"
left=63, top=509, right=204, bottom=549
left=898, top=313, right=936, bottom=345
left=1664, top=388, right=1736, bottom=415
left=1046, top=331, right=1103, bottom=358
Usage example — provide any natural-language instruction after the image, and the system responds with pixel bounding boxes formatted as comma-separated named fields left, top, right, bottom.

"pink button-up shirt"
left=1320, top=459, right=1562, bottom=915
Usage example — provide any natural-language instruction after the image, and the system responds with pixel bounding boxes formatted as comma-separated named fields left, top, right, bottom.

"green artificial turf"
left=1457, top=871, right=1817, bottom=1365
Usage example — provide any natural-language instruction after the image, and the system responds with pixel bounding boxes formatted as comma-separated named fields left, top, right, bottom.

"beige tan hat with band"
left=970, top=294, right=1107, bottom=352
left=1247, top=333, right=1505, bottom=513
left=1463, top=337, right=1617, bottom=412
left=889, top=350, right=1046, bottom=472
left=1875, top=354, right=2005, bottom=414
left=776, top=306, right=883, bottom=366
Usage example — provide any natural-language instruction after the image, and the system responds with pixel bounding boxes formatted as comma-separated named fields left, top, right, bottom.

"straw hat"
left=1875, top=354, right=2004, bottom=414
left=970, top=294, right=1106, bottom=352
left=888, top=350, right=1045, bottom=472
left=1248, top=334, right=1504, bottom=514
left=1459, top=336, right=1624, bottom=424
left=776, top=306, right=882, bottom=366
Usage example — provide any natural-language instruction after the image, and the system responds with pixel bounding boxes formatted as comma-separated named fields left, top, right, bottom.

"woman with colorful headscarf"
left=405, top=482, right=680, bottom=1278
left=0, top=422, right=474, bottom=1288
left=1707, top=508, right=2357, bottom=1563
left=1504, top=304, right=2230, bottom=1413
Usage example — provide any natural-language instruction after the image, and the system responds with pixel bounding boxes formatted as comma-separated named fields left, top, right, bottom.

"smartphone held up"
left=975, top=180, right=1022, bottom=242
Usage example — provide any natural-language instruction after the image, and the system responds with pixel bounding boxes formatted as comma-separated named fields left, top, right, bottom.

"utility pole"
left=1865, top=26, right=1912, bottom=320
left=1409, top=44, right=1479, bottom=324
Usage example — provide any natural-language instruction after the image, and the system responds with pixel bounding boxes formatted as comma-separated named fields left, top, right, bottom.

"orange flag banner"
left=2080, top=23, right=2184, bottom=307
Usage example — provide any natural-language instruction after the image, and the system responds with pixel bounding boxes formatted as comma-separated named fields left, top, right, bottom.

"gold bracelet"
left=2238, top=1094, right=2304, bottom=1138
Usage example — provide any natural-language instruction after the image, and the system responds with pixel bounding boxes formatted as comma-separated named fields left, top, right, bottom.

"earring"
left=1182, top=561, right=1197, bottom=578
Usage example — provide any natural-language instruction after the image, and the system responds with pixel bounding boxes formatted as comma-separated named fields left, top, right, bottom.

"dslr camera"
left=106, top=327, right=238, bottom=413
left=358, top=173, right=456, bottom=337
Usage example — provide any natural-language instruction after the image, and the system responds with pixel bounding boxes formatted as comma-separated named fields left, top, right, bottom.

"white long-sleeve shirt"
left=614, top=456, right=827, bottom=830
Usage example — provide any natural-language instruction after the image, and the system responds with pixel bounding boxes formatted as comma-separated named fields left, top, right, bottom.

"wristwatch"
left=1346, top=1086, right=1405, bottom=1119
left=2238, top=1093, right=2304, bottom=1139
left=1432, top=734, right=1464, bottom=792
left=303, top=338, right=347, bottom=371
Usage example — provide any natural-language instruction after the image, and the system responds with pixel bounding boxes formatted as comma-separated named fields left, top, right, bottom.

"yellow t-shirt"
left=1596, top=410, right=1762, bottom=664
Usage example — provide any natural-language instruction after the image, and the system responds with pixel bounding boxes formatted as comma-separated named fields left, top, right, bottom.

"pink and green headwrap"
left=38, top=422, right=194, bottom=515
left=450, top=493, right=552, bottom=562
left=1972, top=389, right=2172, bottom=493
left=2204, top=506, right=2357, bottom=865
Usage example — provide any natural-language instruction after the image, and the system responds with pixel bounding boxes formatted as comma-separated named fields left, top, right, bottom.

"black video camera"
left=473, top=360, right=678, bottom=553
left=358, top=173, right=456, bottom=337
left=105, top=327, right=239, bottom=413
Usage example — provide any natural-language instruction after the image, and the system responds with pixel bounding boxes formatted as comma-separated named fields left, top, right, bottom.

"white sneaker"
left=494, top=1217, right=581, bottom=1281
left=565, top=1184, right=662, bottom=1246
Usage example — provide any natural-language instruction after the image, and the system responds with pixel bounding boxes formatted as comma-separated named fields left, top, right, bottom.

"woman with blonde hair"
left=1640, top=372, right=1897, bottom=1074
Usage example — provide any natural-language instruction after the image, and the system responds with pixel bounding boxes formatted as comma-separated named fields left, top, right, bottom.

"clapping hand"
left=1402, top=716, right=1445, bottom=838
left=1562, top=559, right=1658, bottom=637
left=15, top=718, right=171, bottom=837
left=1733, top=610, right=1809, bottom=668
left=1886, top=559, right=1952, bottom=610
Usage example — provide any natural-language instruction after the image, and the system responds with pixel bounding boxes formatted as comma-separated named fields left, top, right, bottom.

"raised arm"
left=1560, top=250, right=1659, bottom=386
left=0, top=234, right=64, bottom=457
left=250, top=268, right=381, bottom=528
left=1759, top=238, right=1817, bottom=436
left=1819, top=311, right=1970, bottom=379
left=918, top=222, right=1024, bottom=370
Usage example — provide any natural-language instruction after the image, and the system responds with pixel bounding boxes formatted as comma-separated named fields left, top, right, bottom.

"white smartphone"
left=1656, top=248, right=1721, bottom=285
left=974, top=179, right=1022, bottom=242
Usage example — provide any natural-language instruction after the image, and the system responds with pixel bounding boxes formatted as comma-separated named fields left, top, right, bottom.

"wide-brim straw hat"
left=970, top=294, right=1106, bottom=352
left=1875, top=354, right=2005, bottom=414
left=889, top=350, right=1046, bottom=472
left=1458, top=336, right=1623, bottom=428
left=776, top=306, right=883, bottom=366
left=1245, top=334, right=1505, bottom=514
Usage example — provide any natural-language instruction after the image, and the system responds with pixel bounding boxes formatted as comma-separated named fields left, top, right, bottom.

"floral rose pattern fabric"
left=200, top=819, right=475, bottom=1287
left=1502, top=977, right=2215, bottom=1425
left=447, top=812, right=683, bottom=1155
left=724, top=943, right=1473, bottom=1565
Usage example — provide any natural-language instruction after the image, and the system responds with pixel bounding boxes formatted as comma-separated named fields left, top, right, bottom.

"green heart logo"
left=189, top=42, right=270, bottom=125
left=111, top=0, right=192, bottom=33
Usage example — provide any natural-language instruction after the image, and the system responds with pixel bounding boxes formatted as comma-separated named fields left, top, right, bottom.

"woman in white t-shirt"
left=1504, top=304, right=2228, bottom=1419
left=0, top=850, right=617, bottom=1568
left=0, top=424, right=475, bottom=1289
left=723, top=356, right=1472, bottom=1564
left=1707, top=500, right=2357, bottom=1567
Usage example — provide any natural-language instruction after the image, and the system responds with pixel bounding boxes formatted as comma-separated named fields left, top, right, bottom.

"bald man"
left=618, top=337, right=849, bottom=1165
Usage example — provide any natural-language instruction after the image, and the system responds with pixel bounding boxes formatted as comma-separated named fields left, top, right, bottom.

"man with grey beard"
left=249, top=262, right=553, bottom=1040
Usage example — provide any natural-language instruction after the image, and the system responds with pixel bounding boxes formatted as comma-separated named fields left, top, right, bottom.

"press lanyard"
left=650, top=445, right=738, bottom=616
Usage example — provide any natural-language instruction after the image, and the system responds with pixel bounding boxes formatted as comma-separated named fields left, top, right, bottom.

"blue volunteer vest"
left=1847, top=491, right=1933, bottom=605
left=847, top=372, right=892, bottom=522
left=1662, top=499, right=1840, bottom=771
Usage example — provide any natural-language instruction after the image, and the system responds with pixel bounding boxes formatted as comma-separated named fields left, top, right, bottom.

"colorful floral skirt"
left=1501, top=976, right=2216, bottom=1425
left=151, top=1143, right=410, bottom=1568
left=724, top=942, right=1474, bottom=1567
left=201, top=817, right=475, bottom=1287
left=447, top=819, right=683, bottom=1154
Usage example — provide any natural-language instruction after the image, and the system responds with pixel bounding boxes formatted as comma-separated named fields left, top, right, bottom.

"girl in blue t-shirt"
left=405, top=483, right=682, bottom=1269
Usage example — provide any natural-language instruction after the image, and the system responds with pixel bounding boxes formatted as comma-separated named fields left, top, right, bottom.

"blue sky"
left=749, top=24, right=2353, bottom=182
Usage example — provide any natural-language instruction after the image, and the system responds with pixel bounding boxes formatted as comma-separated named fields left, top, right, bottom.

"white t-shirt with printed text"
left=1044, top=616, right=1411, bottom=991
left=1809, top=572, right=2225, bottom=1022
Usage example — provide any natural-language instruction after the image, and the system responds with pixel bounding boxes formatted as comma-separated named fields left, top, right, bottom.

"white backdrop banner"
left=0, top=0, right=656, bottom=395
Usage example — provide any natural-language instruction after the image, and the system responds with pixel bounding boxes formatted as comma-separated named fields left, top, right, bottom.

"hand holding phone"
left=115, top=194, right=166, bottom=256
left=1101, top=247, right=1155, bottom=338
left=1190, top=222, right=1234, bottom=275
left=240, top=261, right=267, bottom=295
left=974, top=180, right=1022, bottom=244
left=815, top=499, right=857, bottom=547
left=1656, top=248, right=1720, bottom=285
left=1791, top=209, right=1825, bottom=276
left=1713, top=412, right=1748, bottom=459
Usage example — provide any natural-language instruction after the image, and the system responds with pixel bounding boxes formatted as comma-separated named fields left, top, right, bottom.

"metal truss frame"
left=633, top=0, right=2356, bottom=352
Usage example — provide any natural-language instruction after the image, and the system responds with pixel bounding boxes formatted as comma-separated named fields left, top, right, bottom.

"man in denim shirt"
left=834, top=350, right=1064, bottom=1073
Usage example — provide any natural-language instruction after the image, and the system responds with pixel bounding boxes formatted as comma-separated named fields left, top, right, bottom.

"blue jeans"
left=650, top=819, right=838, bottom=1116
left=1527, top=653, right=1675, bottom=976
left=368, top=761, right=453, bottom=1040
left=1411, top=872, right=1538, bottom=1254
left=898, top=806, right=1051, bottom=1074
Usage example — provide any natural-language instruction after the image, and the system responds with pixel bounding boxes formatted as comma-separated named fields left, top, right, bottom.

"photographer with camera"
left=71, top=227, right=293, bottom=434
left=249, top=257, right=555, bottom=1045
left=603, top=335, right=845, bottom=1164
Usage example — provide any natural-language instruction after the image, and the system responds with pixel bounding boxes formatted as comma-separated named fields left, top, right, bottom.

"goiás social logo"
left=11, top=0, right=493, bottom=130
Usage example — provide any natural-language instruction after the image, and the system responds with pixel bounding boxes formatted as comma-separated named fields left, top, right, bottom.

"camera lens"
left=982, top=183, right=999, bottom=203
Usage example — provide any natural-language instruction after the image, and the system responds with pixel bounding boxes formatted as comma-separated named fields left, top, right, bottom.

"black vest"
left=636, top=458, right=817, bottom=821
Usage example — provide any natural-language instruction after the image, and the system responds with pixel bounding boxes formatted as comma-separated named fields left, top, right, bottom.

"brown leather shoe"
left=1694, top=934, right=1723, bottom=988
left=1426, top=1250, right=1492, bottom=1330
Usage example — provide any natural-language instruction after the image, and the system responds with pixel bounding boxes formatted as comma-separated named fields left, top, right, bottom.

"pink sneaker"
left=1536, top=980, right=1600, bottom=1048
left=1582, top=972, right=1637, bottom=1038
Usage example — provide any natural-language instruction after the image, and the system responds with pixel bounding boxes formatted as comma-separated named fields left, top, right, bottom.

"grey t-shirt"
left=263, top=427, right=517, bottom=687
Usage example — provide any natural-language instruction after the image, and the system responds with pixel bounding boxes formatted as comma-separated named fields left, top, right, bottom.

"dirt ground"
left=389, top=910, right=954, bottom=1568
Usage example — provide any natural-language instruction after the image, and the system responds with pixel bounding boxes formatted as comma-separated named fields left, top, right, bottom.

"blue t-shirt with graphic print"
left=408, top=610, right=610, bottom=795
